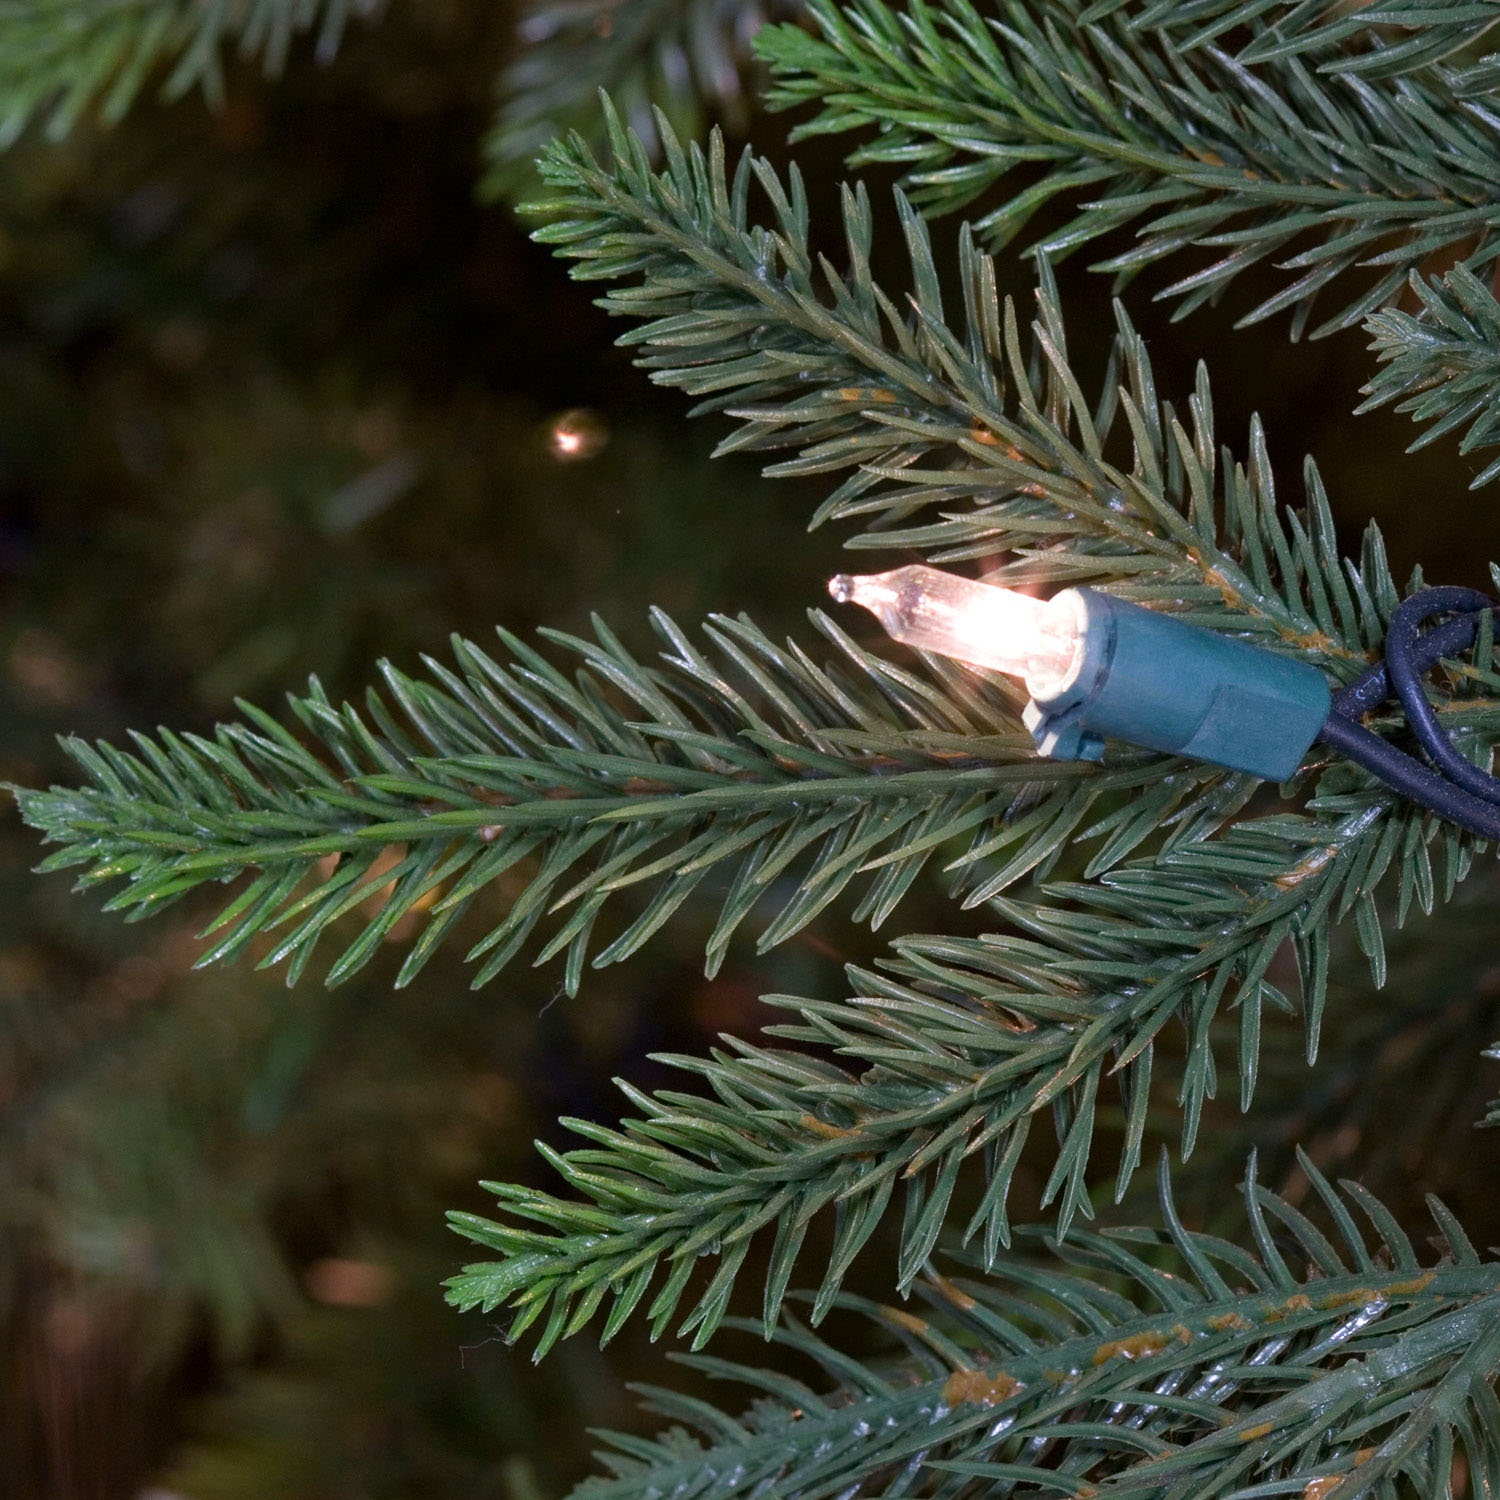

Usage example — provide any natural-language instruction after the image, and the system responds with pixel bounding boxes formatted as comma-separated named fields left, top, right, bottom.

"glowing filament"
left=828, top=566, right=1082, bottom=694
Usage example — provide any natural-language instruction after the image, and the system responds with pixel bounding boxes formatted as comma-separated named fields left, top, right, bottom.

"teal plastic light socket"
left=1022, top=589, right=1331, bottom=781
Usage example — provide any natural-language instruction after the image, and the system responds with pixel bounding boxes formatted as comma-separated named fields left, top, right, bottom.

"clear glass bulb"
left=828, top=565, right=1082, bottom=694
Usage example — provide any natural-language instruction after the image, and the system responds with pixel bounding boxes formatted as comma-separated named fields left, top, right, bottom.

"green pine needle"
left=1361, top=267, right=1500, bottom=490
left=12, top=612, right=1101, bottom=993
left=1083, top=0, right=1500, bottom=80
left=755, top=0, right=1500, bottom=336
left=570, top=1156, right=1500, bottom=1500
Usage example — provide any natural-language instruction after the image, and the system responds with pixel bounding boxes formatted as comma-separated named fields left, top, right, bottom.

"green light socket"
left=1022, top=589, right=1331, bottom=781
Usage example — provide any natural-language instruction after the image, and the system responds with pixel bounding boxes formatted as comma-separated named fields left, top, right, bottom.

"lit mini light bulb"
left=828, top=566, right=1081, bottom=694
left=829, top=564, right=1334, bottom=781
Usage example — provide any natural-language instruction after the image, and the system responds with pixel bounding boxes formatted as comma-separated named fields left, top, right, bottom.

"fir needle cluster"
left=757, top=0, right=1500, bottom=475
left=19, top=109, right=1500, bottom=1373
left=578, top=1158, right=1500, bottom=1500
left=756, top=0, right=1500, bottom=332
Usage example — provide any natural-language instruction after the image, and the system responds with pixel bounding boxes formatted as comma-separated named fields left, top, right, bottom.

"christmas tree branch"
left=572, top=1158, right=1500, bottom=1500
left=446, top=775, right=1498, bottom=1353
left=441, top=122, right=1500, bottom=1351
left=0, top=0, right=378, bottom=145
left=1360, top=266, right=1500, bottom=489
left=1084, top=0, right=1500, bottom=81
left=538, top=112, right=1413, bottom=668
left=29, top=116, right=1487, bottom=995
left=18, top=112, right=1500, bottom=1354
left=13, top=611, right=1121, bottom=992
left=1117, top=869, right=1500, bottom=1220
left=755, top=0, right=1500, bottom=335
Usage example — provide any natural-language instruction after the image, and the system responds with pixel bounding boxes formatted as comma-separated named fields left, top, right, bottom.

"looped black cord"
left=1386, top=588, right=1500, bottom=806
left=1331, top=595, right=1491, bottom=720
left=1318, top=586, right=1500, bottom=839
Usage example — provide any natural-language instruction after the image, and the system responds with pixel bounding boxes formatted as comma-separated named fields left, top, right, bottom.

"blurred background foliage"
left=2, top=0, right=1500, bottom=1495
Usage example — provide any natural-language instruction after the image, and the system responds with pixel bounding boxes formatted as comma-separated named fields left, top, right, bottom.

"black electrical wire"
left=1386, top=588, right=1500, bottom=805
left=1331, top=599, right=1490, bottom=720
left=1318, top=714, right=1500, bottom=838
left=1318, top=587, right=1500, bottom=839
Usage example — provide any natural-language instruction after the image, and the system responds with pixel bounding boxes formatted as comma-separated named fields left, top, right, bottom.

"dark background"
left=2, top=4, right=1498, bottom=1494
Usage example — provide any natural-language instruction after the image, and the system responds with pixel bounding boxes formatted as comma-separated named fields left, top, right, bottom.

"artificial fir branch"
left=756, top=0, right=1500, bottom=336
left=536, top=113, right=1405, bottom=660
left=1361, top=266, right=1500, bottom=490
left=440, top=119, right=1500, bottom=1351
left=1150, top=870, right=1500, bottom=1216
left=18, top=113, right=1500, bottom=1357
left=0, top=0, right=378, bottom=144
left=445, top=783, right=1496, bottom=1353
left=567, top=1159, right=1500, bottom=1500
left=1083, top=0, right=1500, bottom=80
left=13, top=612, right=1105, bottom=992
left=10, top=0, right=1500, bottom=1492
left=26, top=119, right=1481, bottom=995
